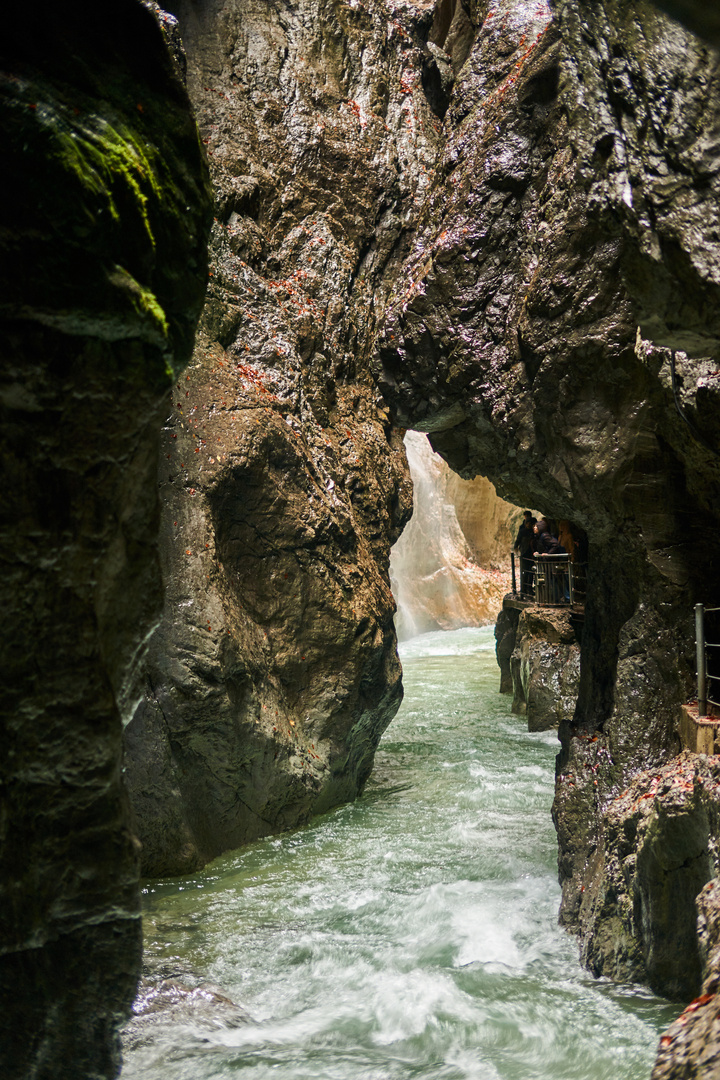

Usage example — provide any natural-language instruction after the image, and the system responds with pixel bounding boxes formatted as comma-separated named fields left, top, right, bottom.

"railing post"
left=511, top=551, right=517, bottom=595
left=568, top=558, right=574, bottom=605
left=534, top=556, right=539, bottom=604
left=697, top=603, right=707, bottom=717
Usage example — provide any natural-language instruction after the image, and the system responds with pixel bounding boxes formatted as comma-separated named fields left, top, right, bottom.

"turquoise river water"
left=122, top=626, right=677, bottom=1080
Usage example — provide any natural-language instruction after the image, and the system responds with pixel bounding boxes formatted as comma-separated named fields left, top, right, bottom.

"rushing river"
left=122, top=627, right=676, bottom=1080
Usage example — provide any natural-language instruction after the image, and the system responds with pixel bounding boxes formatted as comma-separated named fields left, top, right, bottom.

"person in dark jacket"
left=533, top=519, right=567, bottom=602
left=533, top=518, right=566, bottom=556
left=514, top=511, right=535, bottom=596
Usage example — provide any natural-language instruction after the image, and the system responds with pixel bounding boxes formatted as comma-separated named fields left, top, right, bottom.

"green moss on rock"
left=0, top=1, right=213, bottom=388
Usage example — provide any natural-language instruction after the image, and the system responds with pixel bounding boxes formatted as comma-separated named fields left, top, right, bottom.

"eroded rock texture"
left=652, top=879, right=720, bottom=1079
left=651, top=1, right=720, bottom=47
left=376, top=0, right=720, bottom=986
left=572, top=754, right=720, bottom=1000
left=122, top=0, right=460, bottom=875
left=0, top=3, right=211, bottom=1076
left=494, top=598, right=579, bottom=729
left=510, top=606, right=580, bottom=731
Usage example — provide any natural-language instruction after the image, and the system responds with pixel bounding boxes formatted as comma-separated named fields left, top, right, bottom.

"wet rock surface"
left=651, top=1, right=720, bottom=46
left=510, top=606, right=580, bottom=731
left=375, top=0, right=720, bottom=979
left=573, top=753, right=720, bottom=1001
left=0, top=2, right=211, bottom=1077
left=123, top=972, right=249, bottom=1051
left=122, top=0, right=452, bottom=875
left=652, top=879, right=720, bottom=1078
left=494, top=600, right=520, bottom=695
left=9, top=0, right=720, bottom=1070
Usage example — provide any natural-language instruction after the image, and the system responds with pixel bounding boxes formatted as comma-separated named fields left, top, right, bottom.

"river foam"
left=123, top=626, right=675, bottom=1080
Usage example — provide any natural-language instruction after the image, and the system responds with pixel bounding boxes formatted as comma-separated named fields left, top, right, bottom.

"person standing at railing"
left=533, top=518, right=565, bottom=555
left=558, top=520, right=576, bottom=560
left=533, top=519, right=568, bottom=602
left=514, top=511, right=536, bottom=597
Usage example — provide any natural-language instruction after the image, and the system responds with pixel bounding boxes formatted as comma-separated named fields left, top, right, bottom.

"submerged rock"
left=0, top=1, right=211, bottom=1076
left=123, top=976, right=249, bottom=1050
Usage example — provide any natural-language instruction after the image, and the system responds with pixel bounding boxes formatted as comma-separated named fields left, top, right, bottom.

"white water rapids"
left=122, top=627, right=676, bottom=1080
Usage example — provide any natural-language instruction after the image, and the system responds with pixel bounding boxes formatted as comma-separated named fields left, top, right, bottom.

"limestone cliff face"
left=0, top=2, right=211, bottom=1076
left=10, top=0, right=720, bottom=1074
left=571, top=753, right=720, bottom=1001
left=376, top=0, right=720, bottom=979
left=122, top=0, right=454, bottom=875
left=652, top=879, right=720, bottom=1078
left=121, top=0, right=720, bottom=1004
left=390, top=431, right=515, bottom=639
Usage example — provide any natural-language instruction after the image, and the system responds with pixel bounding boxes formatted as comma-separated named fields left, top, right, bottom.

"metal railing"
left=695, top=604, right=720, bottom=717
left=511, top=552, right=587, bottom=607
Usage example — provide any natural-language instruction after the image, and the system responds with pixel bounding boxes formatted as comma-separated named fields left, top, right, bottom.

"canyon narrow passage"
left=123, top=627, right=675, bottom=1079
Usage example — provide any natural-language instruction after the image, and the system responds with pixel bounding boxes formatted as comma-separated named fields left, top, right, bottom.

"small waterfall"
left=390, top=431, right=520, bottom=641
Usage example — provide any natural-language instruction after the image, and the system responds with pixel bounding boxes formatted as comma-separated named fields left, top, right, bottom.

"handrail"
left=511, top=551, right=587, bottom=608
left=695, top=603, right=720, bottom=718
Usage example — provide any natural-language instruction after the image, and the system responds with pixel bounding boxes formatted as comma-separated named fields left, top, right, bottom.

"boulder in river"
left=495, top=597, right=580, bottom=731
left=510, top=606, right=580, bottom=732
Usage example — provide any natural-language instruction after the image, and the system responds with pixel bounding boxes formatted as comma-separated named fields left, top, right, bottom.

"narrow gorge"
left=3, top=0, right=720, bottom=1077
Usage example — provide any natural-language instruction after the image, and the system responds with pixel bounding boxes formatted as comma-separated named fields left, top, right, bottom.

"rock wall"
left=376, top=0, right=720, bottom=981
left=122, top=0, right=452, bottom=876
left=390, top=430, right=516, bottom=640
left=0, top=3, right=211, bottom=1077
left=652, top=879, right=720, bottom=1078
left=510, top=606, right=580, bottom=731
left=653, top=1, right=720, bottom=45
left=9, top=0, right=720, bottom=1073
left=124, top=0, right=720, bottom=1004
left=494, top=598, right=580, bottom=730
left=572, top=754, right=720, bottom=1001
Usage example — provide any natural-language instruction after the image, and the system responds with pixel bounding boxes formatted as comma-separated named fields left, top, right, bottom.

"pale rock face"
left=390, top=431, right=517, bottom=640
